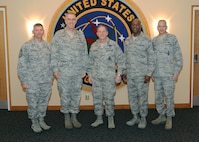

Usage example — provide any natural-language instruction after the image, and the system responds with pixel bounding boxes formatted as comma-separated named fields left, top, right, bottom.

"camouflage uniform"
left=124, top=32, right=155, bottom=117
left=88, top=38, right=125, bottom=117
left=152, top=33, right=183, bottom=117
left=17, top=38, right=53, bottom=120
left=51, top=28, right=88, bottom=114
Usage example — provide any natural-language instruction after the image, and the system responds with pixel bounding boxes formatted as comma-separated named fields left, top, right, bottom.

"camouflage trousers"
left=154, top=77, right=175, bottom=117
left=92, top=77, right=116, bottom=117
left=127, top=77, right=149, bottom=117
left=58, top=75, right=82, bottom=114
left=26, top=81, right=52, bottom=119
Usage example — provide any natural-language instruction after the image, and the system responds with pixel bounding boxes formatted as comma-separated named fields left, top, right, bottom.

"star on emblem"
left=119, top=34, right=125, bottom=42
left=60, top=23, right=65, bottom=28
left=93, top=19, right=100, bottom=26
left=105, top=15, right=112, bottom=22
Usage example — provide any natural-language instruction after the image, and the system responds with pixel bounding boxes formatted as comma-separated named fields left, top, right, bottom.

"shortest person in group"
left=151, top=19, right=183, bottom=130
left=17, top=23, right=53, bottom=133
left=88, top=25, right=125, bottom=129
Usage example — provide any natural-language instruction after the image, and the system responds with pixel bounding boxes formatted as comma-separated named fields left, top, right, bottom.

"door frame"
left=191, top=5, right=199, bottom=108
left=0, top=6, right=10, bottom=110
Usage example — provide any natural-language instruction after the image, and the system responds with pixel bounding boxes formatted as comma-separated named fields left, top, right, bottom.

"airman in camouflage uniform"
left=51, top=13, right=88, bottom=129
left=124, top=19, right=155, bottom=129
left=17, top=23, right=53, bottom=133
left=88, top=25, right=125, bottom=129
left=151, top=20, right=183, bottom=130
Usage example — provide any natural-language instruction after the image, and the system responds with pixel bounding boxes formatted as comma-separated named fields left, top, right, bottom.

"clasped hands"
left=121, top=74, right=151, bottom=84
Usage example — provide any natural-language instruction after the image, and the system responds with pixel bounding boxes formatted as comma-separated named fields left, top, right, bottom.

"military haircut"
left=33, top=23, right=43, bottom=28
left=62, top=12, right=76, bottom=20
left=131, top=18, right=141, bottom=26
left=97, top=25, right=108, bottom=32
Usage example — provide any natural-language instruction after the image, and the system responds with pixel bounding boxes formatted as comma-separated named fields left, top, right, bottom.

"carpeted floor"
left=1, top=107, right=199, bottom=142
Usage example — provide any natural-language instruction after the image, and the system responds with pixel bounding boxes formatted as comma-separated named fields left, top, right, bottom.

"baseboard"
left=9, top=103, right=191, bottom=111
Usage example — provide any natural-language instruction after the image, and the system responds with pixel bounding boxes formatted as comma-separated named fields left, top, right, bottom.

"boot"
left=91, top=115, right=103, bottom=127
left=39, top=117, right=51, bottom=130
left=64, top=113, right=73, bottom=129
left=108, top=116, right=115, bottom=129
left=71, top=113, right=82, bottom=128
left=31, top=119, right=42, bottom=133
left=165, top=116, right=172, bottom=130
left=138, top=117, right=147, bottom=129
left=151, top=114, right=166, bottom=125
left=126, top=114, right=140, bottom=126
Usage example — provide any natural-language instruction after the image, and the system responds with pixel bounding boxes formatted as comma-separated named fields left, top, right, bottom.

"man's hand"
left=88, top=76, right=93, bottom=84
left=54, top=71, right=60, bottom=79
left=122, top=74, right=127, bottom=84
left=144, top=75, right=151, bottom=83
left=173, top=74, right=179, bottom=82
left=115, top=76, right=121, bottom=84
left=22, top=84, right=28, bottom=92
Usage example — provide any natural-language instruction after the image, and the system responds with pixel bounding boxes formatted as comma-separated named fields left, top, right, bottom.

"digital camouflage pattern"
left=51, top=28, right=88, bottom=114
left=88, top=38, right=125, bottom=116
left=152, top=33, right=183, bottom=117
left=124, top=32, right=155, bottom=117
left=17, top=38, right=53, bottom=119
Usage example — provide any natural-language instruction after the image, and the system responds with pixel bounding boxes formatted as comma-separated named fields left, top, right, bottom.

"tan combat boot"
left=126, top=114, right=140, bottom=126
left=151, top=115, right=166, bottom=125
left=165, top=116, right=172, bottom=130
left=71, top=113, right=82, bottom=128
left=39, top=117, right=51, bottom=130
left=31, top=119, right=42, bottom=133
left=108, top=116, right=115, bottom=129
left=138, top=117, right=147, bottom=129
left=64, top=113, right=73, bottom=129
left=91, top=115, right=103, bottom=127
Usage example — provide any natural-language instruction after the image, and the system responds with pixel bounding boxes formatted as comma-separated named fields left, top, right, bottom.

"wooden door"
left=193, top=9, right=199, bottom=105
left=0, top=8, right=8, bottom=109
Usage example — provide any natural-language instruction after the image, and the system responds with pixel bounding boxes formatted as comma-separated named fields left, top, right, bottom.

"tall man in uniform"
left=124, top=18, right=155, bottom=129
left=151, top=20, right=183, bottom=130
left=18, top=23, right=53, bottom=133
left=51, top=13, right=88, bottom=129
left=88, top=25, right=125, bottom=129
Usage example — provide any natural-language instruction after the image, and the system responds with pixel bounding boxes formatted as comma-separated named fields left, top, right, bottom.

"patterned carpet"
left=1, top=107, right=199, bottom=142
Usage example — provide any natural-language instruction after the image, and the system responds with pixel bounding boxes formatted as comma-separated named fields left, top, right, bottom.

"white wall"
left=0, top=0, right=198, bottom=108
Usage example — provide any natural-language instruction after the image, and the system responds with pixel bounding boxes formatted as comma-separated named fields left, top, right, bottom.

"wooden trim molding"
left=10, top=103, right=191, bottom=111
